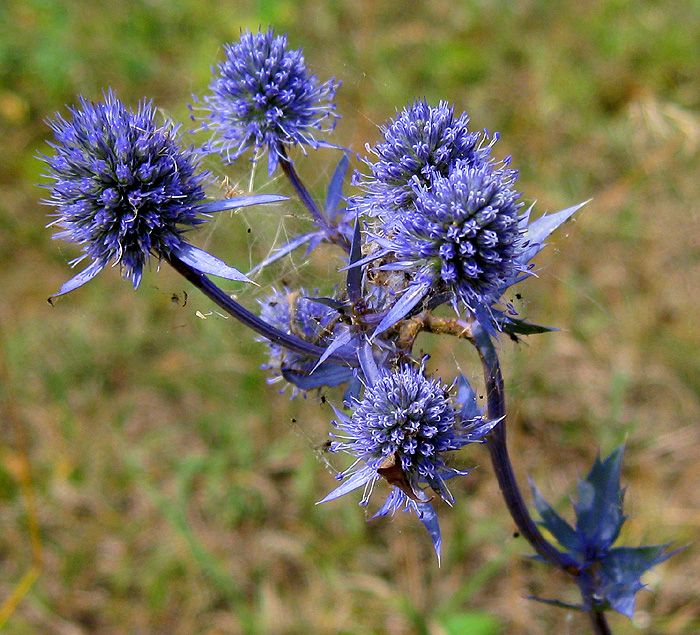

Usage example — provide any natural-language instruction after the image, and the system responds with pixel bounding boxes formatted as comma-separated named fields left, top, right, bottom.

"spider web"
left=194, top=149, right=344, bottom=310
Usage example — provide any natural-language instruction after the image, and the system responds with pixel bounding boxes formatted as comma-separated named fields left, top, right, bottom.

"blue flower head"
left=368, top=158, right=528, bottom=337
left=391, top=160, right=523, bottom=318
left=43, top=91, right=208, bottom=293
left=351, top=100, right=488, bottom=220
left=319, top=364, right=495, bottom=559
left=199, top=28, right=340, bottom=175
left=43, top=91, right=284, bottom=298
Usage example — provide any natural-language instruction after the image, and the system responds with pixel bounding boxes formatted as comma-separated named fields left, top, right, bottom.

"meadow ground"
left=1, top=1, right=699, bottom=633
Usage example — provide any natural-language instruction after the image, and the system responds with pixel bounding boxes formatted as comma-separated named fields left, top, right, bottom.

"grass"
left=2, top=0, right=700, bottom=633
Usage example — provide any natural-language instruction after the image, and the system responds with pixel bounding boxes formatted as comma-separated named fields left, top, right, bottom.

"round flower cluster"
left=199, top=28, right=340, bottom=174
left=328, top=365, right=473, bottom=503
left=43, top=90, right=208, bottom=291
left=352, top=100, right=487, bottom=220
left=390, top=160, right=523, bottom=316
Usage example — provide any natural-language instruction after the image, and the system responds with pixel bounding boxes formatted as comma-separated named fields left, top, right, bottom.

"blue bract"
left=257, top=287, right=353, bottom=394
left=199, top=28, right=340, bottom=175
left=42, top=91, right=285, bottom=298
left=319, top=364, right=496, bottom=560
left=531, top=447, right=678, bottom=618
left=351, top=99, right=488, bottom=220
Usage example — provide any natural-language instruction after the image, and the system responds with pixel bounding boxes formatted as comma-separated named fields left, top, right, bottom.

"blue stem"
left=473, top=324, right=612, bottom=635
left=473, top=323, right=578, bottom=570
left=166, top=253, right=358, bottom=367
left=277, top=145, right=350, bottom=251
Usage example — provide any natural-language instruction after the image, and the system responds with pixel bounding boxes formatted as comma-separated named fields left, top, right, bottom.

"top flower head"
left=43, top=90, right=208, bottom=293
left=388, top=159, right=524, bottom=317
left=351, top=100, right=488, bottom=220
left=199, top=28, right=340, bottom=175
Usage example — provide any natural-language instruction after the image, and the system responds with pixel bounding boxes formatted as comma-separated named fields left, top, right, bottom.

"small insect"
left=316, top=439, right=333, bottom=452
left=171, top=290, right=188, bottom=307
left=220, top=175, right=244, bottom=199
left=377, top=451, right=431, bottom=503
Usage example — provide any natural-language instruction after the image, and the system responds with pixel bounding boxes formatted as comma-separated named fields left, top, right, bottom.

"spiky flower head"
left=351, top=100, right=487, bottom=219
left=368, top=158, right=525, bottom=337
left=43, top=90, right=209, bottom=291
left=320, top=365, right=494, bottom=557
left=42, top=91, right=276, bottom=298
left=392, top=160, right=523, bottom=314
left=199, top=28, right=340, bottom=175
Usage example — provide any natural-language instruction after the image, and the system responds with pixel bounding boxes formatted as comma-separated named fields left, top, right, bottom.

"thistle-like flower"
left=319, top=364, right=495, bottom=558
left=366, top=158, right=526, bottom=335
left=377, top=160, right=524, bottom=330
left=42, top=91, right=283, bottom=298
left=199, top=28, right=340, bottom=175
left=351, top=100, right=487, bottom=220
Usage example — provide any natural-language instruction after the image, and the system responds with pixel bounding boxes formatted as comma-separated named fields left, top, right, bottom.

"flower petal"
left=196, top=194, right=288, bottom=214
left=317, top=465, right=377, bottom=504
left=415, top=501, right=442, bottom=564
left=371, top=280, right=431, bottom=339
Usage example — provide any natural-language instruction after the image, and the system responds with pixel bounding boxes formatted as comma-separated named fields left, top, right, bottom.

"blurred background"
left=1, top=0, right=699, bottom=633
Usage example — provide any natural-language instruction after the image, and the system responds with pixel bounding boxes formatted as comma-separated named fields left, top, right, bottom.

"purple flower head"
left=42, top=91, right=210, bottom=293
left=395, top=160, right=523, bottom=313
left=319, top=364, right=495, bottom=559
left=351, top=100, right=488, bottom=220
left=369, top=159, right=525, bottom=336
left=199, top=28, right=340, bottom=175
left=42, top=91, right=281, bottom=298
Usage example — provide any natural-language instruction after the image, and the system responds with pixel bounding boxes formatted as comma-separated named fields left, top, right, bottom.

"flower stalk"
left=473, top=323, right=578, bottom=570
left=166, top=253, right=357, bottom=367
left=277, top=144, right=350, bottom=250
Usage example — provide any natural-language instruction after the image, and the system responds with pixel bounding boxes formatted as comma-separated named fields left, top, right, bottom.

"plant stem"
left=166, top=254, right=357, bottom=367
left=472, top=323, right=578, bottom=571
left=589, top=610, right=612, bottom=635
left=473, top=324, right=616, bottom=634
left=277, top=145, right=350, bottom=251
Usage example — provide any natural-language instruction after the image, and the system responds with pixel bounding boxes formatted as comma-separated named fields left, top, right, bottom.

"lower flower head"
left=345, top=365, right=458, bottom=480
left=199, top=28, right=340, bottom=174
left=319, top=365, right=494, bottom=559
left=326, top=365, right=480, bottom=504
left=43, top=90, right=208, bottom=290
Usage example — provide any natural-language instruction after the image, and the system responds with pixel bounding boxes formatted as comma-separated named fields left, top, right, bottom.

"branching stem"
left=166, top=254, right=358, bottom=367
left=472, top=324, right=615, bottom=634
left=277, top=145, right=350, bottom=251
